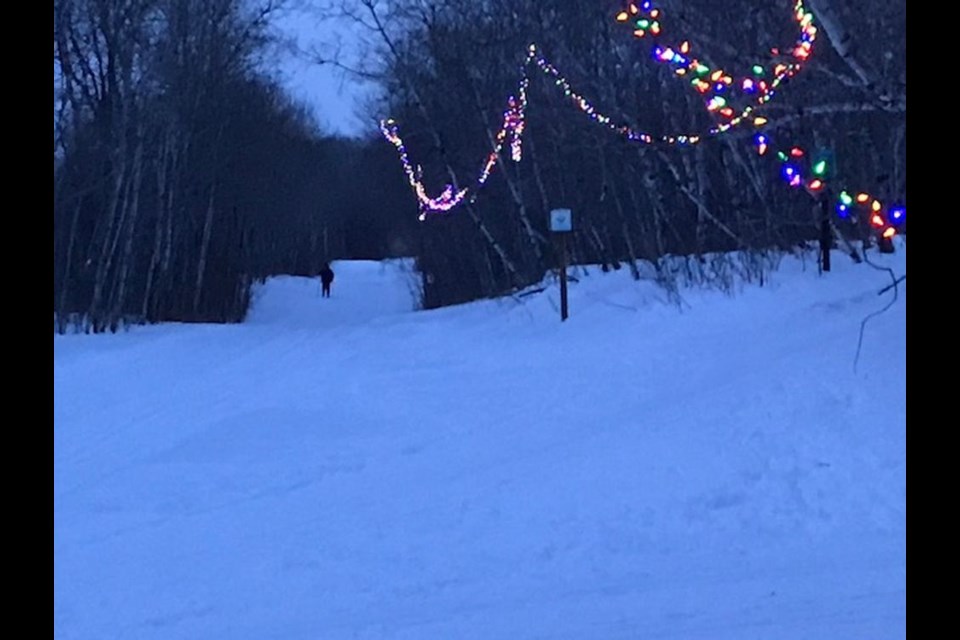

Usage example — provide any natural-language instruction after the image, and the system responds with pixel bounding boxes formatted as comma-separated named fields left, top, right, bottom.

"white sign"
left=550, top=208, right=573, bottom=233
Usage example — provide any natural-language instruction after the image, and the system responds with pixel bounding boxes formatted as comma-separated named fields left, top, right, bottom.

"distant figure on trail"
left=319, top=262, right=335, bottom=298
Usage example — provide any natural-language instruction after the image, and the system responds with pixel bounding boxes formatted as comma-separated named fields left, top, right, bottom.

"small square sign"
left=550, top=208, right=573, bottom=233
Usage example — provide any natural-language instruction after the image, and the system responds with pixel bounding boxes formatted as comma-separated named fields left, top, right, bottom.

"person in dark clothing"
left=319, top=262, right=335, bottom=298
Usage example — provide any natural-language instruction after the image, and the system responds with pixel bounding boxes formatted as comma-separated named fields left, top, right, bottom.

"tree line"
left=337, top=0, right=906, bottom=308
left=53, top=0, right=416, bottom=333
left=54, top=0, right=906, bottom=330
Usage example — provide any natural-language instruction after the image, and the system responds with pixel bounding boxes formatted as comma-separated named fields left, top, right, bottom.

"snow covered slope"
left=54, top=251, right=906, bottom=639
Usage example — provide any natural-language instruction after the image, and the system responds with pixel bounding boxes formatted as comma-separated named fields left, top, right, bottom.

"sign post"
left=811, top=150, right=834, bottom=274
left=818, top=189, right=832, bottom=273
left=550, top=209, right=573, bottom=322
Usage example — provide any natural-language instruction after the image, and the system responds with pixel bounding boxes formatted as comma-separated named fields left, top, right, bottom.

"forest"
left=53, top=0, right=906, bottom=331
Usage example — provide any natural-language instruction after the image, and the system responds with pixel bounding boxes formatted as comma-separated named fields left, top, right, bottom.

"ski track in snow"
left=54, top=253, right=906, bottom=639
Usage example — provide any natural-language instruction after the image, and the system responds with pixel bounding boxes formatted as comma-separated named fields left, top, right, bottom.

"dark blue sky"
left=275, top=4, right=376, bottom=138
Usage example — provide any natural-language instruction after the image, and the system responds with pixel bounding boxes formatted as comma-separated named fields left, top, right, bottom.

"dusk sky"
left=273, top=2, right=379, bottom=138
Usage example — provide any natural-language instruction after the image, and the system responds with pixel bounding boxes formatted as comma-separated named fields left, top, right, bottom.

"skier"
left=319, top=262, right=335, bottom=298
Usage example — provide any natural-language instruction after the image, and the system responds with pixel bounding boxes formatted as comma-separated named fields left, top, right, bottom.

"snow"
left=54, top=248, right=906, bottom=639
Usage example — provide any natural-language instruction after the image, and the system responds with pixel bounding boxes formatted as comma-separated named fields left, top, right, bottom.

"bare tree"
left=306, top=0, right=905, bottom=307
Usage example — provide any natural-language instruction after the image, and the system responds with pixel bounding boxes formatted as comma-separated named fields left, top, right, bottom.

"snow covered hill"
left=54, top=248, right=906, bottom=639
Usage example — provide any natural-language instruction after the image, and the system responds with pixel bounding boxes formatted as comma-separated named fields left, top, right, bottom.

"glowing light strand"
left=619, top=0, right=817, bottom=135
left=382, top=2, right=817, bottom=215
left=753, top=133, right=904, bottom=239
left=380, top=120, right=469, bottom=214
left=633, top=0, right=902, bottom=241
left=529, top=48, right=699, bottom=146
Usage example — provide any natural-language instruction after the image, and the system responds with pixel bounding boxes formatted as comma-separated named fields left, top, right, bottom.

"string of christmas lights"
left=529, top=47, right=699, bottom=146
left=382, top=1, right=817, bottom=215
left=625, top=0, right=903, bottom=240
left=380, top=73, right=530, bottom=219
left=382, top=0, right=904, bottom=240
left=752, top=133, right=904, bottom=239
left=618, top=0, right=817, bottom=135
left=626, top=0, right=903, bottom=240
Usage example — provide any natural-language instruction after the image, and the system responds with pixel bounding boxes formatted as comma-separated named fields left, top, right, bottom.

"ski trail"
left=54, top=252, right=906, bottom=640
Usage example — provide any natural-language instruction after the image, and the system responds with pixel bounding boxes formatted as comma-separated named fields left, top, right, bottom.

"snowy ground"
left=54, top=249, right=906, bottom=639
